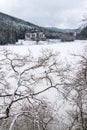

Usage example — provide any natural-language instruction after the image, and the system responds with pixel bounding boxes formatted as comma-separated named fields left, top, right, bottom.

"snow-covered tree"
left=0, top=48, right=66, bottom=130
left=62, top=46, right=87, bottom=130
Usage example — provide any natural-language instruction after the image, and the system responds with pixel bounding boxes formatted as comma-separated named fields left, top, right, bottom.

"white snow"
left=8, top=40, right=87, bottom=61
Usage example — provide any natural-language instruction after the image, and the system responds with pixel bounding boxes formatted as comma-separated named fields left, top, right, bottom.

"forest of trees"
left=0, top=46, right=87, bottom=130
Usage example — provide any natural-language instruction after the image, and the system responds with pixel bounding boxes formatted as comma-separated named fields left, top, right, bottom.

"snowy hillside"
left=0, top=12, right=38, bottom=29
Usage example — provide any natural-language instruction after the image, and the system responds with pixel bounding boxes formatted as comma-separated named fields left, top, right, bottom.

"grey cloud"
left=0, top=0, right=87, bottom=28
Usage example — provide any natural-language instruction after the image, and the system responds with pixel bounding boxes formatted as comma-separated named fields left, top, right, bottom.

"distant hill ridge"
left=47, top=27, right=77, bottom=33
left=0, top=12, right=38, bottom=29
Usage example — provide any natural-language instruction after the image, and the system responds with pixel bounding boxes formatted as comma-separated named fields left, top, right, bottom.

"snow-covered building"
left=25, top=31, right=46, bottom=41
left=60, top=33, right=75, bottom=42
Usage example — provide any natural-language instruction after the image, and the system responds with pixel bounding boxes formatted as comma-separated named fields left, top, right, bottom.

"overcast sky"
left=0, top=0, right=87, bottom=29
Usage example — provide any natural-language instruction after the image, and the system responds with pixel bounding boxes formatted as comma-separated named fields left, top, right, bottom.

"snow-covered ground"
left=1, top=40, right=87, bottom=114
left=8, top=39, right=87, bottom=56
left=8, top=39, right=87, bottom=63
